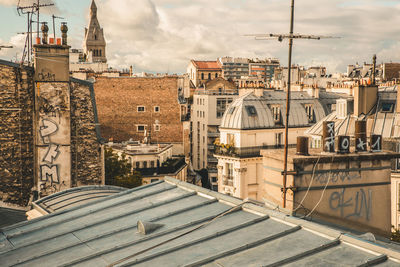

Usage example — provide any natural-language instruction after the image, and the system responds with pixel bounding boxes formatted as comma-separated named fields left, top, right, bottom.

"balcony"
left=207, top=157, right=218, bottom=163
left=207, top=132, right=219, bottom=138
left=135, top=157, right=187, bottom=177
left=222, top=175, right=233, bottom=186
left=214, top=144, right=296, bottom=158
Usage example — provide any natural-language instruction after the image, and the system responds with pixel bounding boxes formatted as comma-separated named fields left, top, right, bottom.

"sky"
left=0, top=0, right=400, bottom=74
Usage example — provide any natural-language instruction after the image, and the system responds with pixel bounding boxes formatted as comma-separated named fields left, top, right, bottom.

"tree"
left=105, top=147, right=142, bottom=188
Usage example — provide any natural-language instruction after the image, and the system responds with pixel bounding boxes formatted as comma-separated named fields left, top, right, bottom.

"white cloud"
left=93, top=0, right=400, bottom=74
left=3, top=0, right=400, bottom=74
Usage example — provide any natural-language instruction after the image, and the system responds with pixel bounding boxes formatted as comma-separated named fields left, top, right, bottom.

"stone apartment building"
left=187, top=60, right=222, bottom=88
left=93, top=76, right=185, bottom=154
left=191, top=79, right=238, bottom=190
left=0, top=29, right=103, bottom=208
left=214, top=90, right=337, bottom=198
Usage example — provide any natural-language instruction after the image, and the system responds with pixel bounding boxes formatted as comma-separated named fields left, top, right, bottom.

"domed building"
left=214, top=90, right=334, bottom=200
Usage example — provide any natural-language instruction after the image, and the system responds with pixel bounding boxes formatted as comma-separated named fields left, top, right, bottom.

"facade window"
left=271, top=105, right=281, bottom=124
left=275, top=132, right=283, bottom=147
left=201, top=73, right=204, bottom=80
left=208, top=73, right=211, bottom=80
left=136, top=161, right=140, bottom=169
left=154, top=124, right=160, bottom=131
left=203, top=124, right=205, bottom=131
left=305, top=104, right=314, bottom=123
left=143, top=161, right=147, bottom=168
left=150, top=161, right=155, bottom=168
left=216, top=98, right=229, bottom=118
left=225, top=163, right=233, bottom=178
left=215, top=73, right=218, bottom=78
left=137, top=106, right=145, bottom=112
left=154, top=106, right=160, bottom=112
left=99, top=50, right=102, bottom=56
left=137, top=125, right=146, bottom=132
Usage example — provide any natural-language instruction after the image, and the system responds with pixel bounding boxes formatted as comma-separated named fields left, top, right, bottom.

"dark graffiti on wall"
left=37, top=83, right=69, bottom=196
left=329, top=188, right=372, bottom=221
left=314, top=171, right=361, bottom=184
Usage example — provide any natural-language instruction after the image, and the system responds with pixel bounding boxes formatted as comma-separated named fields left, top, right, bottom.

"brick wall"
left=0, top=62, right=34, bottom=206
left=94, top=77, right=183, bottom=143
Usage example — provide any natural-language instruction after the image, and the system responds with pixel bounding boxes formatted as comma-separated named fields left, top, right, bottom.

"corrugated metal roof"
left=220, top=91, right=329, bottom=130
left=1, top=178, right=400, bottom=266
left=33, top=185, right=127, bottom=214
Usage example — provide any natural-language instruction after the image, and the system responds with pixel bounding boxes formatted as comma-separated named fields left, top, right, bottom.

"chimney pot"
left=322, top=121, right=335, bottom=153
left=355, top=120, right=367, bottom=152
left=296, top=136, right=309, bottom=155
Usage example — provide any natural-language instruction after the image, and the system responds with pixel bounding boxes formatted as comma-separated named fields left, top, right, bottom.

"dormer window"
left=271, top=105, right=281, bottom=124
left=245, top=105, right=257, bottom=116
left=304, top=104, right=315, bottom=123
left=381, top=102, right=394, bottom=113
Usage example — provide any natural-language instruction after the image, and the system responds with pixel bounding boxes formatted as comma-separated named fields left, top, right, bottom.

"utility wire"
left=293, top=155, right=321, bottom=212
left=305, top=156, right=335, bottom=218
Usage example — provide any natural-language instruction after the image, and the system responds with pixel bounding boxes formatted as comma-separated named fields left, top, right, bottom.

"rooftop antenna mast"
left=245, top=0, right=339, bottom=209
left=16, top=0, right=54, bottom=65
left=52, top=15, right=64, bottom=40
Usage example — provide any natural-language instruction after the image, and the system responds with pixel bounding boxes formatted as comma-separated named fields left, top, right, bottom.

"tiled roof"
left=192, top=60, right=221, bottom=70
left=1, top=177, right=400, bottom=266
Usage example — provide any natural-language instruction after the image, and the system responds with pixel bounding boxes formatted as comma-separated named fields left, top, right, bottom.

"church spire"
left=84, top=0, right=107, bottom=63
left=90, top=0, right=97, bottom=18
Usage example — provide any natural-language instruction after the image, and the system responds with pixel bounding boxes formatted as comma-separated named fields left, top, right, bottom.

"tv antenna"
left=0, top=45, right=13, bottom=50
left=52, top=15, right=64, bottom=40
left=16, top=0, right=54, bottom=65
left=245, top=0, right=340, bottom=209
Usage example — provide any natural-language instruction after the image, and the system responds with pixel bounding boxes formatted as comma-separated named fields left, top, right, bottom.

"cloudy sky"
left=0, top=0, right=399, bottom=74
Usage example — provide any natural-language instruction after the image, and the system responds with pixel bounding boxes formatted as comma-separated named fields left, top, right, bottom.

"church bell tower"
left=84, top=0, right=107, bottom=63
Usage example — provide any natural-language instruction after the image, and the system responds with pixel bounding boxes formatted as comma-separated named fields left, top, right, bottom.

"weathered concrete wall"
left=261, top=148, right=397, bottom=237
left=0, top=63, right=34, bottom=206
left=292, top=155, right=392, bottom=237
left=94, top=77, right=183, bottom=143
left=36, top=82, right=72, bottom=196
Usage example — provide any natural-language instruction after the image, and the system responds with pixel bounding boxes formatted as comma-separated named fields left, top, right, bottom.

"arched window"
left=99, top=50, right=102, bottom=56
left=94, top=34, right=97, bottom=40
left=201, top=73, right=204, bottom=80
left=208, top=73, right=211, bottom=80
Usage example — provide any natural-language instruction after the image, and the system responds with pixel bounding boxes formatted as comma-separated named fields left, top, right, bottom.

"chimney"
left=372, top=54, right=376, bottom=85
left=355, top=120, right=367, bottom=152
left=353, top=84, right=378, bottom=116
left=34, top=22, right=71, bottom=82
left=322, top=121, right=335, bottom=153
left=296, top=136, right=309, bottom=155
left=370, top=134, right=382, bottom=152
left=337, top=136, right=350, bottom=154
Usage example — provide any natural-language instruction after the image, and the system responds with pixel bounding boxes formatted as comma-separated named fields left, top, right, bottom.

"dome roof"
left=220, top=91, right=327, bottom=130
